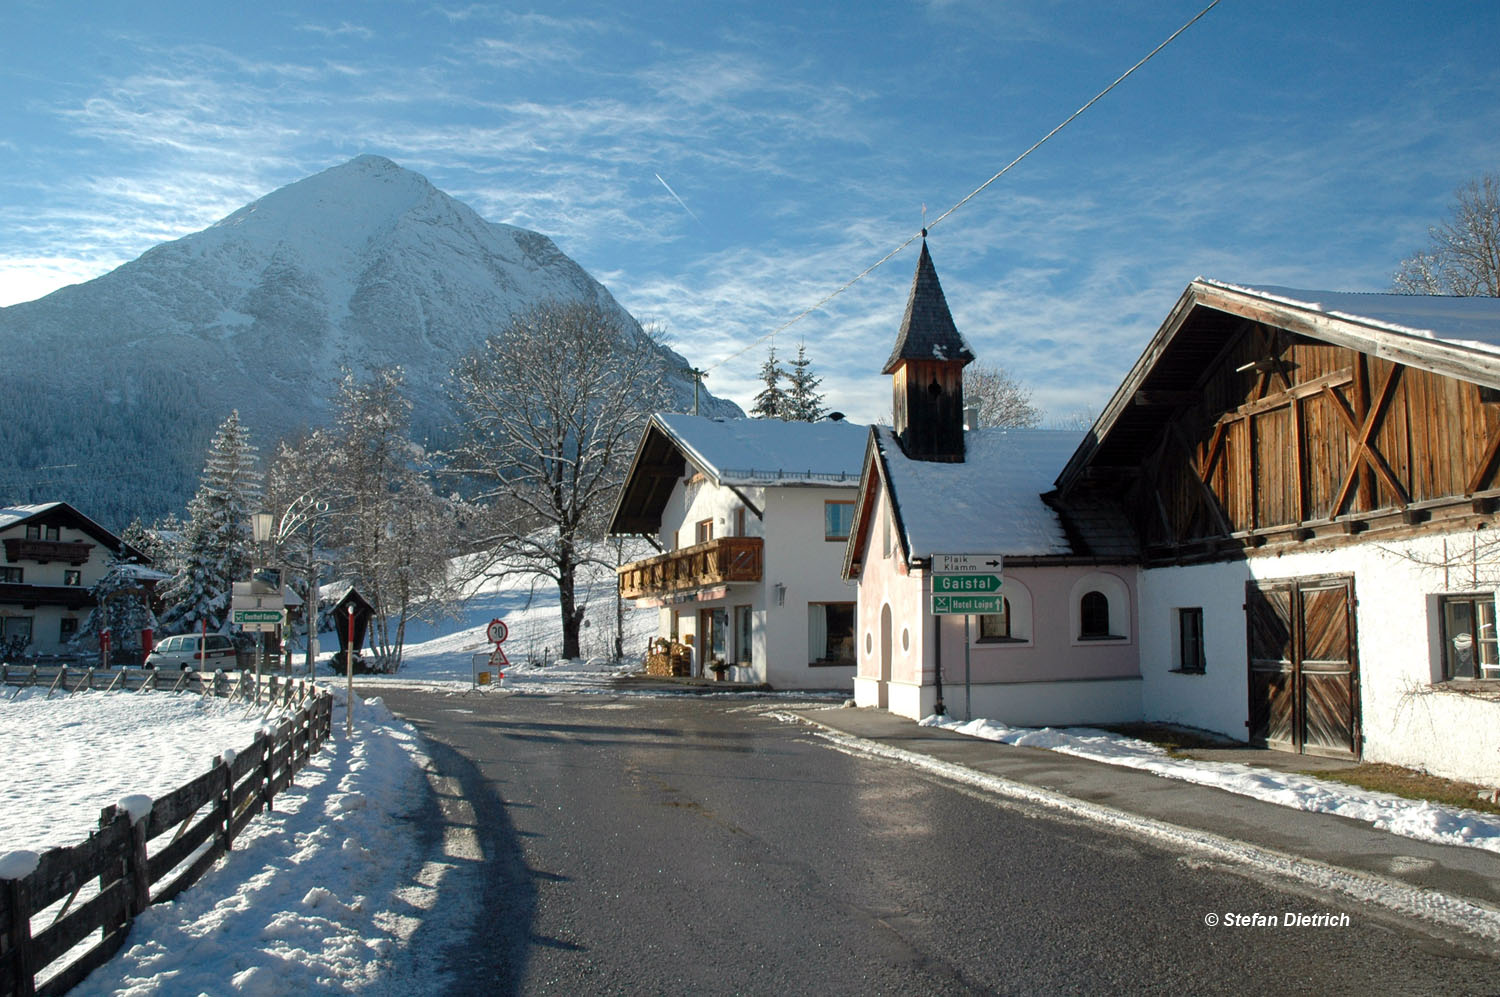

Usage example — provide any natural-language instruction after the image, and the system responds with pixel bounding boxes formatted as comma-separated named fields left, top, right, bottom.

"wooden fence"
left=0, top=670, right=334, bottom=997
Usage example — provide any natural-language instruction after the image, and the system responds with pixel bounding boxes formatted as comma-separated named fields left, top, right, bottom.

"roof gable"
left=609, top=414, right=868, bottom=536
left=0, top=501, right=146, bottom=561
left=1058, top=279, right=1500, bottom=494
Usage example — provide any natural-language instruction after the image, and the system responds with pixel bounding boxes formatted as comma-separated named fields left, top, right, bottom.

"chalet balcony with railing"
left=618, top=536, right=763, bottom=601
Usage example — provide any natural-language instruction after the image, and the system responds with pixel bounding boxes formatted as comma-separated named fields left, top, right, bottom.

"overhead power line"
left=704, top=0, right=1223, bottom=375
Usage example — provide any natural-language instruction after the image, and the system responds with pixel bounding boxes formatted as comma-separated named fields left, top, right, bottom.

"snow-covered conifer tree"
left=750, top=344, right=787, bottom=419
left=76, top=551, right=159, bottom=659
left=784, top=341, right=826, bottom=422
left=159, top=411, right=261, bottom=633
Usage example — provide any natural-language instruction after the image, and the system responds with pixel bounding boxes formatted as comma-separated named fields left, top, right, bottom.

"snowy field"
left=920, top=714, right=1500, bottom=855
left=0, top=690, right=290, bottom=852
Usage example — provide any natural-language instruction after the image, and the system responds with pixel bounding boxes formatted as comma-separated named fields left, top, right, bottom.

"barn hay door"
left=1246, top=575, right=1360, bottom=759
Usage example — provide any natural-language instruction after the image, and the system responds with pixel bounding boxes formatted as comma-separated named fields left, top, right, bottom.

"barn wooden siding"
left=1123, top=323, right=1500, bottom=564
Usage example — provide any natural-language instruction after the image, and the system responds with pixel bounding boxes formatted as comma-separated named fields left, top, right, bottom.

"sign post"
left=930, top=554, right=1004, bottom=721
left=471, top=618, right=510, bottom=695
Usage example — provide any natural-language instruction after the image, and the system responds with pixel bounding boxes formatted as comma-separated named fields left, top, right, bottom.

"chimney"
left=963, top=405, right=980, bottom=431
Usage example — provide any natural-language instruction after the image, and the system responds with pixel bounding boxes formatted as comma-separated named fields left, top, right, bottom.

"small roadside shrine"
left=325, top=586, right=375, bottom=671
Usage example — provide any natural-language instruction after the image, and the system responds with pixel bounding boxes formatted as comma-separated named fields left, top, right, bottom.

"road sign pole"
left=964, top=614, right=971, bottom=722
left=932, top=599, right=945, bottom=717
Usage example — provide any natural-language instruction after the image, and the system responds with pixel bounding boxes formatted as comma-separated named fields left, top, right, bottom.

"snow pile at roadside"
left=0, top=689, right=287, bottom=852
left=920, top=714, right=1500, bottom=855
left=4, top=686, right=452, bottom=995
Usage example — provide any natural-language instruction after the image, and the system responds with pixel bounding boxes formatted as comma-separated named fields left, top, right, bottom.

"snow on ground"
left=920, top=714, right=1500, bottom=855
left=375, top=555, right=658, bottom=686
left=0, top=688, right=290, bottom=852
left=37, top=687, right=461, bottom=997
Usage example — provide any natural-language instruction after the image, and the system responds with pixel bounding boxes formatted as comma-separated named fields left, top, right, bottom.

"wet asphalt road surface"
left=373, top=688, right=1499, bottom=995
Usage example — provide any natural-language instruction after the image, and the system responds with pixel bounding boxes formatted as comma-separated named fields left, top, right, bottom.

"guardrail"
left=0, top=670, right=333, bottom=997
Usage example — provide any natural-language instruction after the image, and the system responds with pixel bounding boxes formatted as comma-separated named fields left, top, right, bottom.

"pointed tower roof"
left=881, top=239, right=976, bottom=375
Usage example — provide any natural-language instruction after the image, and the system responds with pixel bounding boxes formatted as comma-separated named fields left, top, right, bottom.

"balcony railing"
left=618, top=536, right=763, bottom=601
left=3, top=538, right=94, bottom=565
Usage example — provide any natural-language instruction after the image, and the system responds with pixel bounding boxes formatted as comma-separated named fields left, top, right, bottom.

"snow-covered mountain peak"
left=0, top=156, right=739, bottom=527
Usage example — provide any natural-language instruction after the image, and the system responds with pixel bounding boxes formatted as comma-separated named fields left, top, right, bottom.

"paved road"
left=375, top=688, right=1499, bottom=995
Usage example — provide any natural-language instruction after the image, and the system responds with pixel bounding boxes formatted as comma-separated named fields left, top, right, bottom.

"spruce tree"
left=750, top=344, right=787, bottom=419
left=784, top=341, right=826, bottom=422
left=159, top=411, right=262, bottom=634
left=76, top=551, right=159, bottom=657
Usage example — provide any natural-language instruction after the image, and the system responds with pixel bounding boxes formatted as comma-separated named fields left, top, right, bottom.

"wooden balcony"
left=618, top=537, right=763, bottom=601
left=3, top=538, right=94, bottom=565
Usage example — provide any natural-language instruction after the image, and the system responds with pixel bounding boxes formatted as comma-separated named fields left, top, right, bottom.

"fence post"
left=97, top=806, right=128, bottom=942
left=216, top=756, right=233, bottom=855
left=259, top=731, right=275, bottom=815
left=3, top=873, right=35, bottom=997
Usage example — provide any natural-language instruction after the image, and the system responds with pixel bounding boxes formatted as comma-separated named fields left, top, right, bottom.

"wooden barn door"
left=1246, top=576, right=1359, bottom=759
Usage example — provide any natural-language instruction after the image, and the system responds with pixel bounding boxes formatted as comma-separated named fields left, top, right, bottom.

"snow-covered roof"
left=0, top=503, right=63, bottom=530
left=877, top=427, right=1079, bottom=558
left=655, top=414, right=868, bottom=486
left=1209, top=280, right=1500, bottom=350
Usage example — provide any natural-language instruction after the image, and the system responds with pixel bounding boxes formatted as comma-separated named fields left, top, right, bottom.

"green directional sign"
left=931, top=594, right=1006, bottom=615
left=233, top=609, right=284, bottom=625
left=933, top=573, right=1002, bottom=593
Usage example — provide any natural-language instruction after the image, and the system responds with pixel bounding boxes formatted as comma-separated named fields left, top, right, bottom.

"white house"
left=610, top=412, right=868, bottom=689
left=0, top=502, right=154, bottom=657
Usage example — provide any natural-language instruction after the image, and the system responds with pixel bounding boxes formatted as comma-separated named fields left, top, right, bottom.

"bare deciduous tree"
left=1393, top=172, right=1500, bottom=297
left=321, top=368, right=455, bottom=672
left=446, top=301, right=671, bottom=660
left=963, top=362, right=1043, bottom=428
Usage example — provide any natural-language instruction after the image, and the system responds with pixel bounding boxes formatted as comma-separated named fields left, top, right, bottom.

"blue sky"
left=3, top=1, right=1498, bottom=423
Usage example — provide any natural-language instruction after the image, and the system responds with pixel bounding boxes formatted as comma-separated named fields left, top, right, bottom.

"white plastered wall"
left=650, top=475, right=856, bottom=690
left=1138, top=531, right=1500, bottom=785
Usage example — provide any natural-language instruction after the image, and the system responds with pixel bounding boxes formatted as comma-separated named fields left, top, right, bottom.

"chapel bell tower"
left=883, top=236, right=975, bottom=462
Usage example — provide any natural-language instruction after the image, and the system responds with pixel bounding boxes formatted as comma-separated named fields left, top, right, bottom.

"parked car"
left=145, top=633, right=239, bottom=670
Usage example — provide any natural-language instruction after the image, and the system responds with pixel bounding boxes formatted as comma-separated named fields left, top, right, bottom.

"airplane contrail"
left=654, top=172, right=701, bottom=224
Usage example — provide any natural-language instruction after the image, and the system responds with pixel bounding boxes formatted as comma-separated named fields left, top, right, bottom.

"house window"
left=808, top=602, right=856, bottom=665
left=24, top=525, right=40, bottom=540
left=734, top=605, right=753, bottom=664
left=1079, top=591, right=1112, bottom=639
left=1440, top=595, right=1499, bottom=680
left=824, top=501, right=854, bottom=541
left=0, top=567, right=21, bottom=583
left=1177, top=608, right=1206, bottom=673
left=976, top=600, right=1013, bottom=642
left=44, top=526, right=60, bottom=541
left=59, top=617, right=79, bottom=643
left=696, top=519, right=713, bottom=544
left=64, top=570, right=82, bottom=586
left=2, top=617, right=33, bottom=645
left=881, top=507, right=892, bottom=559
left=734, top=507, right=747, bottom=537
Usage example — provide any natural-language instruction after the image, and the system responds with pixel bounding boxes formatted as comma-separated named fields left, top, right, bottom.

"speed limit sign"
left=486, top=618, right=508, bottom=644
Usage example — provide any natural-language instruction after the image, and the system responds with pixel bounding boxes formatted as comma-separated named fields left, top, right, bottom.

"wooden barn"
left=1058, top=280, right=1500, bottom=782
